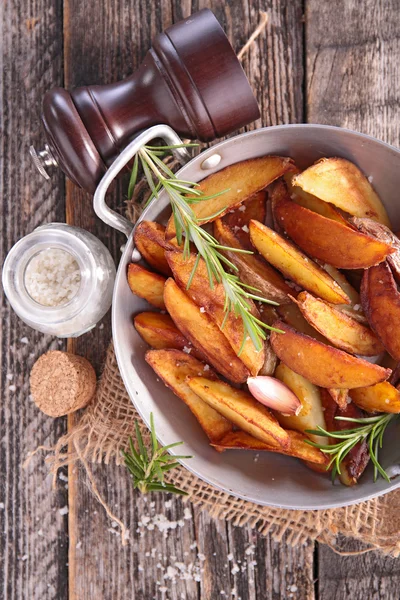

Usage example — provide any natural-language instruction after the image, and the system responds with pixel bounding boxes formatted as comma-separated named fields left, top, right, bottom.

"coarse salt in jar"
left=2, top=223, right=116, bottom=337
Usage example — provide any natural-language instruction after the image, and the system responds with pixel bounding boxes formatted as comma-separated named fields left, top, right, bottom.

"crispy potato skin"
left=165, top=156, right=295, bottom=238
left=145, top=349, right=232, bottom=443
left=187, top=376, right=290, bottom=448
left=275, top=196, right=394, bottom=269
left=249, top=220, right=351, bottom=305
left=212, top=430, right=328, bottom=465
left=127, top=263, right=166, bottom=309
left=350, top=381, right=400, bottom=414
left=213, top=218, right=292, bottom=304
left=270, top=321, right=391, bottom=389
left=222, top=191, right=267, bottom=249
left=361, top=262, right=400, bottom=360
left=165, top=251, right=264, bottom=377
left=321, top=391, right=370, bottom=485
left=292, top=157, right=391, bottom=227
left=134, top=221, right=173, bottom=276
left=163, top=278, right=249, bottom=383
left=274, top=362, right=327, bottom=445
left=295, top=291, right=384, bottom=356
left=134, top=312, right=205, bottom=360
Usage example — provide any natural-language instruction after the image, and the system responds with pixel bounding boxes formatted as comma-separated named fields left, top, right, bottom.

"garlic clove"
left=247, top=376, right=302, bottom=416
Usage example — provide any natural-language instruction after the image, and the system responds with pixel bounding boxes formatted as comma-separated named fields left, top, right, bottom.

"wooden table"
left=1, top=1, right=400, bottom=598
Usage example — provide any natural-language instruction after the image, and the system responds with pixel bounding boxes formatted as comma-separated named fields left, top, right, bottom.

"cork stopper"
left=30, top=350, right=97, bottom=417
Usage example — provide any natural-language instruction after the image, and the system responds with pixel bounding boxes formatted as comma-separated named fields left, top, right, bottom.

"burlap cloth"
left=31, top=13, right=400, bottom=556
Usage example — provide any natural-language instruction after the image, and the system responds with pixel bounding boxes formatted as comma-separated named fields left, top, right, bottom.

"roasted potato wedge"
left=134, top=312, right=205, bottom=360
left=275, top=195, right=394, bottom=269
left=284, top=170, right=349, bottom=225
left=361, top=262, right=400, bottom=360
left=127, top=263, right=166, bottom=309
left=350, top=381, right=400, bottom=414
left=351, top=217, right=400, bottom=284
left=321, top=391, right=370, bottom=486
left=166, top=251, right=264, bottom=376
left=222, top=191, right=267, bottom=249
left=212, top=430, right=328, bottom=465
left=134, top=221, right=173, bottom=276
left=276, top=303, right=330, bottom=344
left=326, top=388, right=349, bottom=411
left=165, top=156, right=295, bottom=238
left=320, top=263, right=360, bottom=305
left=187, top=376, right=290, bottom=448
left=164, top=278, right=249, bottom=383
left=274, top=363, right=327, bottom=445
left=249, top=220, right=350, bottom=305
left=270, top=321, right=391, bottom=389
left=294, top=291, right=384, bottom=356
left=145, top=349, right=232, bottom=443
left=292, top=158, right=391, bottom=227
left=213, top=218, right=292, bottom=304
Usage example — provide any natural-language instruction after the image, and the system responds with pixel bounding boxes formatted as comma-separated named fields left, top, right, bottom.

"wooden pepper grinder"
left=30, top=8, right=260, bottom=193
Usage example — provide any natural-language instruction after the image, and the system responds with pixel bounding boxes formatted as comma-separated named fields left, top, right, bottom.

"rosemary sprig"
left=128, top=143, right=280, bottom=352
left=306, top=413, right=398, bottom=482
left=122, top=413, right=192, bottom=495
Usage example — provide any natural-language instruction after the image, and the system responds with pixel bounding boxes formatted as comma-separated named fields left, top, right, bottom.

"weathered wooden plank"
left=0, top=1, right=68, bottom=599
left=306, top=1, right=400, bottom=597
left=63, top=0, right=311, bottom=598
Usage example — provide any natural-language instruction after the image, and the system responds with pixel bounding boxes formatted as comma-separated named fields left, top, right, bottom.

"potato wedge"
left=164, top=278, right=249, bottom=383
left=275, top=195, right=393, bottom=269
left=326, top=388, right=349, bottom=411
left=127, top=263, right=166, bottom=309
left=350, top=217, right=400, bottom=284
left=284, top=170, right=350, bottom=225
left=321, top=391, right=370, bottom=486
left=292, top=158, right=391, bottom=227
left=274, top=363, right=327, bottom=445
left=187, top=376, right=290, bottom=448
left=319, top=263, right=360, bottom=305
left=134, top=221, right=173, bottom=276
left=361, top=262, right=400, bottom=360
left=294, top=291, right=384, bottom=356
left=270, top=321, right=391, bottom=389
left=249, top=220, right=350, bottom=304
left=165, top=155, right=295, bottom=238
left=277, top=303, right=330, bottom=344
left=349, top=381, right=400, bottom=414
left=213, top=218, right=292, bottom=304
left=222, top=191, right=267, bottom=249
left=259, top=340, right=278, bottom=376
left=134, top=312, right=205, bottom=360
left=145, top=349, right=232, bottom=443
left=165, top=250, right=264, bottom=376
left=212, top=430, right=328, bottom=465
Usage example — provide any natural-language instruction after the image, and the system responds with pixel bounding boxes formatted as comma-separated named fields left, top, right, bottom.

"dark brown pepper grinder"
left=31, top=9, right=260, bottom=194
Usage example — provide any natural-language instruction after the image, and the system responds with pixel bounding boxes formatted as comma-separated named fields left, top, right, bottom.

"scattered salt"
left=164, top=500, right=172, bottom=509
left=20, top=337, right=29, bottom=344
left=199, top=307, right=205, bottom=313
left=76, top=541, right=82, bottom=549
left=231, top=564, right=240, bottom=575
left=21, top=555, right=28, bottom=562
left=203, top=364, right=210, bottom=372
left=183, top=507, right=192, bottom=520
left=241, top=224, right=249, bottom=233
left=182, top=346, right=191, bottom=354
left=37, top=529, right=43, bottom=536
left=59, top=506, right=69, bottom=516
left=6, top=374, right=13, bottom=381
left=8, top=385, right=16, bottom=392
left=58, top=472, right=68, bottom=482
left=353, top=304, right=361, bottom=311
left=385, top=399, right=390, bottom=404
left=289, top=584, right=298, bottom=593
left=368, top=175, right=373, bottom=183
left=0, top=503, right=4, bottom=510
left=227, top=553, right=234, bottom=561
left=238, top=205, right=246, bottom=212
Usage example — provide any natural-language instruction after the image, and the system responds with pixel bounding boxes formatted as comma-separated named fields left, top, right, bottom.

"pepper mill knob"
left=31, top=9, right=260, bottom=193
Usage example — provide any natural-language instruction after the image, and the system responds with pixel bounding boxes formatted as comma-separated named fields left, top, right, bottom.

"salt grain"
left=238, top=205, right=246, bottom=212
left=241, top=224, right=249, bottom=233
left=24, top=248, right=81, bottom=307
left=8, top=385, right=16, bottom=392
left=199, top=307, right=206, bottom=313
left=6, top=374, right=13, bottom=381
left=20, top=337, right=29, bottom=344
left=59, top=506, right=69, bottom=516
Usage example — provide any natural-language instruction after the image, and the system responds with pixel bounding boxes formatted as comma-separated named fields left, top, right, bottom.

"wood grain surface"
left=1, top=0, right=399, bottom=599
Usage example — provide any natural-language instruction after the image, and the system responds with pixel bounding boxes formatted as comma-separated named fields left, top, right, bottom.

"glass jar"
left=2, top=223, right=116, bottom=337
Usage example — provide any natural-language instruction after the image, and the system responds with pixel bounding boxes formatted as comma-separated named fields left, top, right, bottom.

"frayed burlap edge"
left=29, top=343, right=400, bottom=555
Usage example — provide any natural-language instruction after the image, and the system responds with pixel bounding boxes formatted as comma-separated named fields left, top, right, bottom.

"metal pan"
left=95, top=123, right=400, bottom=510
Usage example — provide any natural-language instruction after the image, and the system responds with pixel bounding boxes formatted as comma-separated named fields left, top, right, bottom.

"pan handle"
left=93, top=124, right=190, bottom=238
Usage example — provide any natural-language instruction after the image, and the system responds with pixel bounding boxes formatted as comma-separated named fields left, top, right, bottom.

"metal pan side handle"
left=93, top=124, right=189, bottom=238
